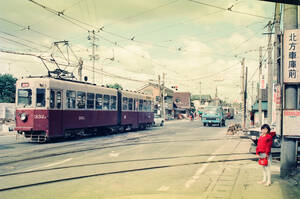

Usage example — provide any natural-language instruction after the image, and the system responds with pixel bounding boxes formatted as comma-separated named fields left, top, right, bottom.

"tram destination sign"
left=284, top=29, right=300, bottom=83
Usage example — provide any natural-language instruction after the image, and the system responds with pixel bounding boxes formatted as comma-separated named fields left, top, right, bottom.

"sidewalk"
left=229, top=140, right=300, bottom=199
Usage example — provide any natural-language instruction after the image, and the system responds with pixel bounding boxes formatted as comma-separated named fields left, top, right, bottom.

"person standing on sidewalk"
left=256, top=124, right=274, bottom=186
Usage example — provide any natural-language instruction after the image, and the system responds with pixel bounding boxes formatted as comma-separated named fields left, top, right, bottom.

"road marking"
left=185, top=155, right=216, bottom=189
left=25, top=158, right=73, bottom=171
left=109, top=151, right=119, bottom=157
left=42, top=158, right=73, bottom=168
left=157, top=185, right=170, bottom=191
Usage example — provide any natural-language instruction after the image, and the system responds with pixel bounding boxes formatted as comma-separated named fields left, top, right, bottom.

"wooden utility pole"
left=158, top=75, right=161, bottom=116
left=88, top=30, right=99, bottom=84
left=267, top=21, right=273, bottom=124
left=241, top=58, right=245, bottom=129
left=162, top=73, right=166, bottom=120
left=259, top=47, right=263, bottom=126
left=244, top=66, right=248, bottom=129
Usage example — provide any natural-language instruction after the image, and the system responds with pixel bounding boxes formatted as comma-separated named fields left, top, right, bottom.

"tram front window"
left=36, top=88, right=45, bottom=107
left=18, top=89, right=32, bottom=107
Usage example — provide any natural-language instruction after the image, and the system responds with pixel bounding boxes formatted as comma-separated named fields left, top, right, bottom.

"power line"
left=187, top=0, right=272, bottom=19
left=103, top=0, right=180, bottom=28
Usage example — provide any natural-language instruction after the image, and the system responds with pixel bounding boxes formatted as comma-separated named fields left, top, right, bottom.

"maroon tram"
left=15, top=77, right=154, bottom=142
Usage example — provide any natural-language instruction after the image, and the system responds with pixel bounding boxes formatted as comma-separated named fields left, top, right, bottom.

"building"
left=173, top=92, right=191, bottom=119
left=137, top=83, right=174, bottom=119
left=251, top=87, right=268, bottom=126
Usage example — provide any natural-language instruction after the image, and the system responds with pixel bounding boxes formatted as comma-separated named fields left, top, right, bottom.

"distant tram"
left=15, top=77, right=154, bottom=142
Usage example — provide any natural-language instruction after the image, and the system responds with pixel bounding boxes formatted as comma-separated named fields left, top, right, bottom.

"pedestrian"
left=256, top=124, right=274, bottom=186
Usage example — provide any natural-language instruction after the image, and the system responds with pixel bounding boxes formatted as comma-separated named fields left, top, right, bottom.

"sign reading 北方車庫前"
left=284, top=29, right=300, bottom=83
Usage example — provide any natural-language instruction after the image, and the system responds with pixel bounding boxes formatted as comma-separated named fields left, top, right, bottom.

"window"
left=143, top=100, right=147, bottom=111
left=123, top=97, right=128, bottom=111
left=77, top=91, right=86, bottom=109
left=96, top=94, right=103, bottom=110
left=111, top=96, right=117, bottom=110
left=18, top=89, right=32, bottom=106
left=134, top=99, right=138, bottom=111
left=56, top=91, right=62, bottom=109
left=139, top=99, right=143, bottom=111
left=36, top=88, right=45, bottom=107
left=66, top=90, right=76, bottom=109
left=128, top=98, right=133, bottom=111
left=103, top=95, right=110, bottom=110
left=87, top=93, right=95, bottom=109
left=50, top=90, right=55, bottom=108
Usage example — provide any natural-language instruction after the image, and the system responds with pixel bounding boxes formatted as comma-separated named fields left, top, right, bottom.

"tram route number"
left=34, top=114, right=47, bottom=119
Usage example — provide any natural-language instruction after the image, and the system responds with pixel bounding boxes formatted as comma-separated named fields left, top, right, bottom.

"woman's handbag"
left=258, top=157, right=268, bottom=166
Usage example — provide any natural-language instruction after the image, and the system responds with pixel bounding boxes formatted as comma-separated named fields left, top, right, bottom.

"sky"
left=0, top=0, right=275, bottom=102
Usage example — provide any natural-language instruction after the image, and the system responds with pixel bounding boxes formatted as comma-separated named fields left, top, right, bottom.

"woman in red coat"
left=256, top=124, right=274, bottom=186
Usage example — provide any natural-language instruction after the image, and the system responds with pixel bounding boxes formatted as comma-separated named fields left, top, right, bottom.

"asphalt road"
left=0, top=119, right=254, bottom=199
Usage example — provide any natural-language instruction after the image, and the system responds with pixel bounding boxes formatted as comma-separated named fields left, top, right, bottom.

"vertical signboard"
left=284, top=29, right=300, bottom=83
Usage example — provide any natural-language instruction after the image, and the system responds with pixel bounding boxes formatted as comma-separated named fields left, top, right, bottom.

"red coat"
left=256, top=132, right=274, bottom=156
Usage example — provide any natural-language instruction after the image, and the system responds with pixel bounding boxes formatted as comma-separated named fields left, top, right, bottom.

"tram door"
left=50, top=89, right=63, bottom=137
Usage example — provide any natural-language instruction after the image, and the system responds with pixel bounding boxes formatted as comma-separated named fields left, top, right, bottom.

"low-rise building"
left=137, top=83, right=174, bottom=119
left=173, top=92, right=191, bottom=119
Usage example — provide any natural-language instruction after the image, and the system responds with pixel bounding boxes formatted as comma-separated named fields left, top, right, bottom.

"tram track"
left=0, top=156, right=257, bottom=192
left=0, top=137, right=244, bottom=166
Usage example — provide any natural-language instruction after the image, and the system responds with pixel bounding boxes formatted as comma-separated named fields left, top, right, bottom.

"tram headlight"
left=20, top=113, right=27, bottom=122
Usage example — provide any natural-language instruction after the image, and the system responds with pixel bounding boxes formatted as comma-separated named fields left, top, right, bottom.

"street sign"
left=283, top=110, right=300, bottom=136
left=284, top=29, right=300, bottom=83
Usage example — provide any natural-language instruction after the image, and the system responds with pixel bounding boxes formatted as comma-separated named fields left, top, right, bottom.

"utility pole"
left=280, top=3, right=298, bottom=178
left=158, top=75, right=161, bottom=116
left=274, top=3, right=281, bottom=136
left=244, top=66, right=248, bottom=129
left=162, top=73, right=166, bottom=120
left=199, top=81, right=202, bottom=102
left=267, top=21, right=273, bottom=124
left=88, top=30, right=99, bottom=84
left=259, top=47, right=263, bottom=126
left=78, top=58, right=83, bottom=81
left=241, top=58, right=245, bottom=128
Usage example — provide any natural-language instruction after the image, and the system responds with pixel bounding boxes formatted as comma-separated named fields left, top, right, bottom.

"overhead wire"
left=187, top=0, right=272, bottom=19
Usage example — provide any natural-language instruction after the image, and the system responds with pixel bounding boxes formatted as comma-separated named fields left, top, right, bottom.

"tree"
left=106, top=83, right=123, bottom=90
left=0, top=74, right=17, bottom=103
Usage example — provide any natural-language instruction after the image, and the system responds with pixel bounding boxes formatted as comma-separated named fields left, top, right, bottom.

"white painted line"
left=185, top=156, right=216, bottom=189
left=109, top=151, right=120, bottom=157
left=25, top=158, right=73, bottom=171
left=157, top=185, right=170, bottom=191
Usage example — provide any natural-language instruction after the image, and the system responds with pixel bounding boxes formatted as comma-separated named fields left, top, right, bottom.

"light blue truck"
left=201, top=106, right=226, bottom=127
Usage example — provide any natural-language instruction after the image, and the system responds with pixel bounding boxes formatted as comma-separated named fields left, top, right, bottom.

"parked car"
left=154, top=115, right=164, bottom=127
left=246, top=127, right=281, bottom=148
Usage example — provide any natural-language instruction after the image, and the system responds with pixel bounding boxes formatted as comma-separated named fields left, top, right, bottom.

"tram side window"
left=66, top=90, right=76, bottom=109
left=122, top=97, right=128, bottom=111
left=18, top=89, right=32, bottom=106
left=77, top=91, right=86, bottom=109
left=103, top=95, right=110, bottom=110
left=56, top=91, right=62, bottom=109
left=50, top=90, right=55, bottom=108
left=139, top=99, right=143, bottom=111
left=111, top=96, right=117, bottom=110
left=128, top=98, right=133, bottom=111
left=87, top=93, right=95, bottom=109
left=36, top=88, right=45, bottom=107
left=143, top=100, right=148, bottom=112
left=96, top=94, right=103, bottom=110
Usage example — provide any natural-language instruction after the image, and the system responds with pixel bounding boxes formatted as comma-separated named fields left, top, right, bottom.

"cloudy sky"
left=0, top=0, right=275, bottom=102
